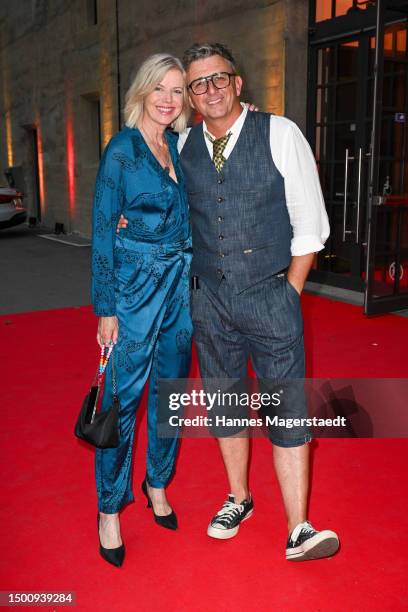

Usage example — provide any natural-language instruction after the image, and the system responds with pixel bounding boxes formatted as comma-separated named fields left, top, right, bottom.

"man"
left=120, top=42, right=339, bottom=561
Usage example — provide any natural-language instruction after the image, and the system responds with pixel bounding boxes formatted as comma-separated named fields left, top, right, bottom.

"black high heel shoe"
left=141, top=479, right=178, bottom=530
left=97, top=513, right=125, bottom=567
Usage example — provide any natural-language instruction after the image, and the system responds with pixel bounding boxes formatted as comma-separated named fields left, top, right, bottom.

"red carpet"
left=1, top=294, right=408, bottom=611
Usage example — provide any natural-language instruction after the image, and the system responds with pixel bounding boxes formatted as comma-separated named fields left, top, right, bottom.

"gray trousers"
left=190, top=274, right=311, bottom=447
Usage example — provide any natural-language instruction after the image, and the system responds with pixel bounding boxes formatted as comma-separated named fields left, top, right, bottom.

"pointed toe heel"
left=97, top=513, right=125, bottom=567
left=155, top=509, right=178, bottom=530
left=141, top=479, right=178, bottom=530
left=99, top=543, right=125, bottom=567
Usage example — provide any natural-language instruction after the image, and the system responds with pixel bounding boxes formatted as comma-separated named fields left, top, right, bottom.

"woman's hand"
left=116, top=214, right=128, bottom=232
left=97, top=316, right=119, bottom=347
left=244, top=102, right=259, bottom=112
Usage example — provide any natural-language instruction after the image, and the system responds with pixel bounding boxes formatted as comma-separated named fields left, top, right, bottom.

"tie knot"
left=213, top=133, right=231, bottom=147
left=206, top=132, right=231, bottom=173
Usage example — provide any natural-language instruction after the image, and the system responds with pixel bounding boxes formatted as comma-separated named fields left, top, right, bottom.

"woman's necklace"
left=140, top=128, right=171, bottom=173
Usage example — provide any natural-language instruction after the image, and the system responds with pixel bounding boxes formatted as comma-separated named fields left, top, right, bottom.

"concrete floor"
left=1, top=225, right=407, bottom=317
left=0, top=226, right=91, bottom=315
left=305, top=281, right=408, bottom=318
left=305, top=280, right=364, bottom=306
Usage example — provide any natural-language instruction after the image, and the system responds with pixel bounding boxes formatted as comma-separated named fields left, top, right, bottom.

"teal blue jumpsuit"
left=91, top=127, right=192, bottom=513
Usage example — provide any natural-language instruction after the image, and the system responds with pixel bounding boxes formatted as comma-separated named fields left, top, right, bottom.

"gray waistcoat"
left=180, top=111, right=292, bottom=294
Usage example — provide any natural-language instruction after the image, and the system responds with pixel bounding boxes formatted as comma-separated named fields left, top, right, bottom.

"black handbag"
left=74, top=348, right=121, bottom=449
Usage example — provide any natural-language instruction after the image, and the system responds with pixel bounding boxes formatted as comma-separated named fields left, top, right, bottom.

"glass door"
left=308, top=8, right=408, bottom=313
left=310, top=36, right=372, bottom=290
left=364, top=20, right=408, bottom=313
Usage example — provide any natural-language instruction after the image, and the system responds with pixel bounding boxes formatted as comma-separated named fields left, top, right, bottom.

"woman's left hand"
left=97, top=316, right=119, bottom=347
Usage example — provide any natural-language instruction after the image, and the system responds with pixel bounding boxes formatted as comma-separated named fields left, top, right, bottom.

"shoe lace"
left=215, top=500, right=244, bottom=524
left=290, top=521, right=314, bottom=543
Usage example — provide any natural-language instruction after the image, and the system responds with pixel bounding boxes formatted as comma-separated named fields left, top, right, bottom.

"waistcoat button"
left=219, top=235, right=224, bottom=240
left=217, top=197, right=224, bottom=203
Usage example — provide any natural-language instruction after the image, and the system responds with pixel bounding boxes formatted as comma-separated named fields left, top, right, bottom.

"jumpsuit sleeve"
left=91, top=139, right=125, bottom=317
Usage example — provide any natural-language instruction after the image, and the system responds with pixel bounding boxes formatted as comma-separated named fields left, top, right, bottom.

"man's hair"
left=182, top=43, right=237, bottom=72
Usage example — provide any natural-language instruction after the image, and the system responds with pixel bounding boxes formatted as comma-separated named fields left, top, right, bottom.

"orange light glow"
left=262, top=3, right=285, bottom=116
left=335, top=0, right=369, bottom=18
left=264, top=58, right=284, bottom=116
left=101, top=94, right=114, bottom=148
left=1, top=44, right=13, bottom=167
left=315, top=0, right=332, bottom=22
left=371, top=24, right=408, bottom=54
left=5, top=110, right=13, bottom=166
left=384, top=32, right=393, bottom=52
left=36, top=118, right=45, bottom=214
left=99, top=34, right=114, bottom=147
left=396, top=28, right=407, bottom=54
left=66, top=98, right=76, bottom=216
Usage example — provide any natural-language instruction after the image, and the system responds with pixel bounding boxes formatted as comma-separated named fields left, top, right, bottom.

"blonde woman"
left=92, top=54, right=192, bottom=567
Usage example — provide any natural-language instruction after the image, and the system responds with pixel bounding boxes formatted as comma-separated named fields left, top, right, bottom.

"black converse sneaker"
left=207, top=494, right=254, bottom=539
left=286, top=521, right=339, bottom=561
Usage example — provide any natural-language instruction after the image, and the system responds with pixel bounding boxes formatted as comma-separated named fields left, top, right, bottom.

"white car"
left=0, top=186, right=26, bottom=229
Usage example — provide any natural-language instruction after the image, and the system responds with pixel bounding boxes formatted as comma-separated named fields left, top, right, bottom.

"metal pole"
left=368, top=0, right=385, bottom=197
left=364, top=0, right=385, bottom=313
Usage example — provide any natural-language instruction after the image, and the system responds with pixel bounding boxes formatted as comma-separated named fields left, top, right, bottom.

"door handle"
left=343, top=148, right=354, bottom=242
left=355, top=148, right=363, bottom=244
left=343, top=148, right=366, bottom=243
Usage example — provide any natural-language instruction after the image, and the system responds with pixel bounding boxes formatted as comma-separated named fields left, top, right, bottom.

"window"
left=315, top=0, right=373, bottom=23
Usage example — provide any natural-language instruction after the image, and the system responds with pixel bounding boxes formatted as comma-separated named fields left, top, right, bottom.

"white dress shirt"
left=177, top=105, right=330, bottom=256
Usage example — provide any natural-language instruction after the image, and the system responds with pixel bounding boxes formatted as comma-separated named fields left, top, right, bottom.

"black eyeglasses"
left=188, top=72, right=237, bottom=95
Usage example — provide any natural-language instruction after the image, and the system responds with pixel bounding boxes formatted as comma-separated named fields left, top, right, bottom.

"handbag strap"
left=111, top=350, right=118, bottom=399
left=94, top=344, right=121, bottom=434
left=95, top=345, right=117, bottom=396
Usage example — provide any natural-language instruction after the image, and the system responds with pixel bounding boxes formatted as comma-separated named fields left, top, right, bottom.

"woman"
left=92, top=54, right=192, bottom=567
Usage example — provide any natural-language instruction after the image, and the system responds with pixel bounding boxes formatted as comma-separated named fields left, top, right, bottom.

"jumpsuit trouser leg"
left=95, top=248, right=192, bottom=514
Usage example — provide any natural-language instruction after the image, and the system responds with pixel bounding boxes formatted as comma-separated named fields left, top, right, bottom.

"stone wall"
left=0, top=0, right=309, bottom=237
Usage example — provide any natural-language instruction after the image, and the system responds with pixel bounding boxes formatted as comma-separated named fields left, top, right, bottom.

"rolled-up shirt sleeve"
left=271, top=117, right=330, bottom=256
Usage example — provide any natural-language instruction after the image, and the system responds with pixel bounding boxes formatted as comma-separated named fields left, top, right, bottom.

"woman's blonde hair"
left=124, top=53, right=190, bottom=133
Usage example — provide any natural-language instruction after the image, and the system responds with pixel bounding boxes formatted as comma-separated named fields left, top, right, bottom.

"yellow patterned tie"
left=206, top=132, right=232, bottom=173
